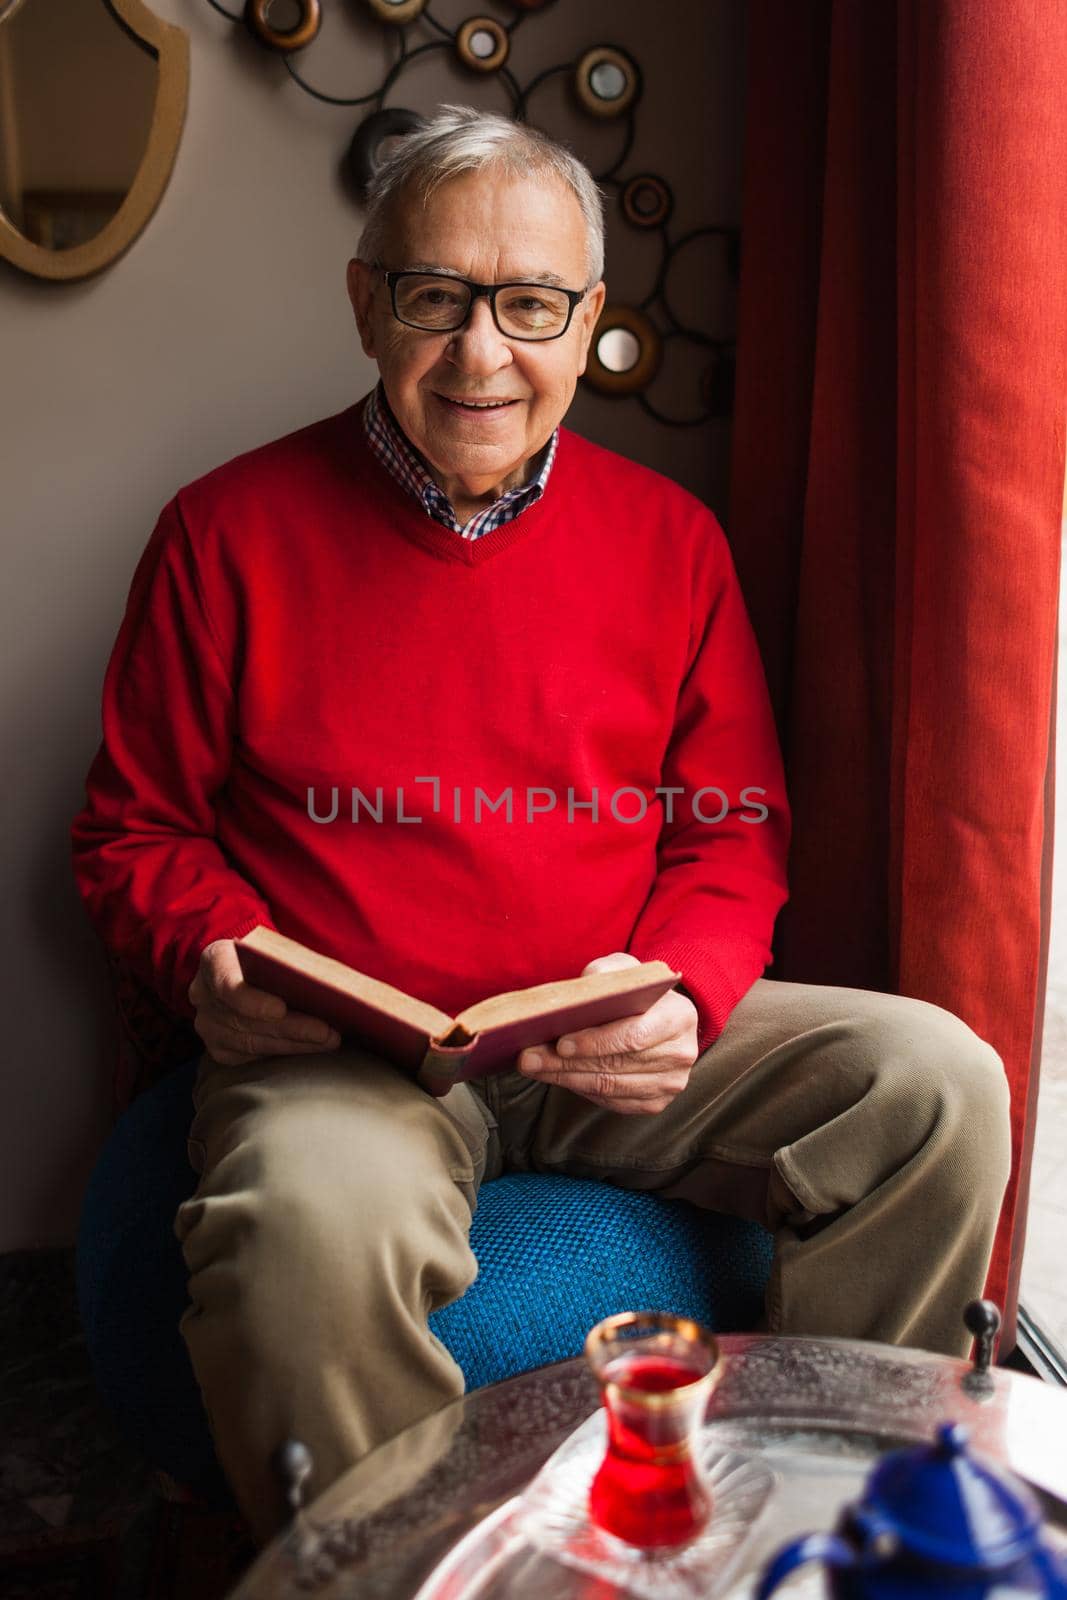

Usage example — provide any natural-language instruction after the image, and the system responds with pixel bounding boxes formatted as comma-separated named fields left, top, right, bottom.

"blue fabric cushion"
left=76, top=1058, right=773, bottom=1500
left=427, top=1172, right=773, bottom=1387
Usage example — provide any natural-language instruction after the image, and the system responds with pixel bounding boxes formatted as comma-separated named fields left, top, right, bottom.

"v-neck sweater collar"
left=362, top=381, right=558, bottom=538
left=343, top=395, right=567, bottom=569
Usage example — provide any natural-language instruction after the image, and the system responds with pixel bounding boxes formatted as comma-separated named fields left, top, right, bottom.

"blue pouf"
left=76, top=1058, right=773, bottom=1502
left=429, top=1172, right=773, bottom=1387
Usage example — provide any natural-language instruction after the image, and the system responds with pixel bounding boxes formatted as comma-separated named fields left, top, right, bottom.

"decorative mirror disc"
left=244, top=0, right=321, bottom=53
left=575, top=46, right=640, bottom=119
left=456, top=17, right=509, bottom=73
left=590, top=62, right=625, bottom=100
left=365, top=0, right=427, bottom=22
left=597, top=328, right=641, bottom=373
left=622, top=174, right=673, bottom=229
left=584, top=306, right=661, bottom=395
left=346, top=107, right=424, bottom=199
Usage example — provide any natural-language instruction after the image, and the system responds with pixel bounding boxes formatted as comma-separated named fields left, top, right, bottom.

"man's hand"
left=517, top=952, right=699, bottom=1115
left=189, top=939, right=342, bottom=1067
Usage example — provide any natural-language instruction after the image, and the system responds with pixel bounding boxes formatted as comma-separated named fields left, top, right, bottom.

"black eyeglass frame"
left=376, top=265, right=588, bottom=342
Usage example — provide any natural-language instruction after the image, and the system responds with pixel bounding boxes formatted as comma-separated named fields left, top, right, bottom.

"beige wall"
left=0, top=0, right=747, bottom=1249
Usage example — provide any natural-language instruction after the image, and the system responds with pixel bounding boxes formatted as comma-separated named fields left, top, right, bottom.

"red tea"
left=588, top=1351, right=713, bottom=1548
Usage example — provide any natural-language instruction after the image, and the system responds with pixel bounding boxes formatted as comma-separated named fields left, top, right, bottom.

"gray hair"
left=355, top=104, right=606, bottom=288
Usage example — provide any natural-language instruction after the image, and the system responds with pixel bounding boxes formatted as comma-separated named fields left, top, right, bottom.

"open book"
left=234, top=926, right=682, bottom=1096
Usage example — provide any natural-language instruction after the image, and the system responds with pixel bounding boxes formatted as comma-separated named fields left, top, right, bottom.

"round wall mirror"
left=0, top=0, right=189, bottom=281
left=366, top=0, right=427, bottom=23
left=258, top=0, right=303, bottom=31
left=346, top=107, right=424, bottom=201
left=597, top=327, right=641, bottom=373
left=575, top=45, right=640, bottom=119
left=456, top=17, right=509, bottom=73
left=590, top=61, right=626, bottom=101
left=583, top=305, right=662, bottom=395
left=245, top=0, right=321, bottom=52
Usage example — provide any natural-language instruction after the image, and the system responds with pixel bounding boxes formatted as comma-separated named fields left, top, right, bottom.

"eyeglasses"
left=377, top=266, right=587, bottom=342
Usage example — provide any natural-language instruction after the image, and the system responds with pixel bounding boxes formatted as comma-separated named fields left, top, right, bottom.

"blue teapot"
left=755, top=1422, right=1067, bottom=1599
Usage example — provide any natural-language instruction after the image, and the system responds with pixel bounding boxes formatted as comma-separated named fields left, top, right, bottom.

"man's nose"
left=447, top=297, right=512, bottom=373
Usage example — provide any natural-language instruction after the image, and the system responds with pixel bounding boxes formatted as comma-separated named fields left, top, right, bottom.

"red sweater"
left=71, top=400, right=790, bottom=1054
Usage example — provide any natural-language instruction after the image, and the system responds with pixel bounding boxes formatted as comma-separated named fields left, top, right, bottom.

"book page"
left=455, top=961, right=679, bottom=1034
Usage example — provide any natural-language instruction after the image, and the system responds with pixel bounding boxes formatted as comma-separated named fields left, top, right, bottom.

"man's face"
left=347, top=168, right=606, bottom=501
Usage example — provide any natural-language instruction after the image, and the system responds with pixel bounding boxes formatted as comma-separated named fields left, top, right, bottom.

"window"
left=1019, top=470, right=1067, bottom=1370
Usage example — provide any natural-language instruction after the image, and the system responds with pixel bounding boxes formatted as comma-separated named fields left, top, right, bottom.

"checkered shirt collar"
left=362, top=381, right=558, bottom=540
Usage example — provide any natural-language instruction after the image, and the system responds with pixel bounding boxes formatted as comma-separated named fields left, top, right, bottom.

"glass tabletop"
left=229, top=1334, right=1067, bottom=1600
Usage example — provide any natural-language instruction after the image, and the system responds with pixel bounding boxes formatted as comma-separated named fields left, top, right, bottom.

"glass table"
left=229, top=1334, right=1067, bottom=1599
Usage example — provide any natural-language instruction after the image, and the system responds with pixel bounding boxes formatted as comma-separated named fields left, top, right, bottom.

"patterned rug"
left=0, top=1248, right=256, bottom=1598
left=0, top=1500, right=256, bottom=1600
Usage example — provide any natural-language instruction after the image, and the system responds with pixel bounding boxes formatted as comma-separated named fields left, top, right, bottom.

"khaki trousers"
left=174, top=977, right=1011, bottom=1544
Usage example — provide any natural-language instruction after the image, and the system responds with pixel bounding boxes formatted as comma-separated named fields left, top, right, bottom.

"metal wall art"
left=203, top=0, right=739, bottom=426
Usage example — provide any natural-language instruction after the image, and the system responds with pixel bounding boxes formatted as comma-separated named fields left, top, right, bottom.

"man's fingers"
left=533, top=1070, right=686, bottom=1115
left=204, top=1032, right=339, bottom=1066
left=196, top=1017, right=341, bottom=1060
left=227, top=982, right=288, bottom=1022
left=203, top=1000, right=340, bottom=1048
left=554, top=992, right=694, bottom=1063
left=514, top=953, right=698, bottom=1116
left=519, top=1044, right=688, bottom=1093
left=195, top=939, right=292, bottom=1023
left=195, top=995, right=341, bottom=1054
left=579, top=951, right=640, bottom=977
left=525, top=1068, right=690, bottom=1101
left=212, top=959, right=288, bottom=1022
left=191, top=940, right=341, bottom=1064
left=555, top=1015, right=666, bottom=1062
left=199, top=938, right=249, bottom=986
left=553, top=1014, right=691, bottom=1066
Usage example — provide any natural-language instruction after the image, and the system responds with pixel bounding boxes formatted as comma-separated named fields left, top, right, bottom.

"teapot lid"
left=858, top=1422, right=1044, bottom=1571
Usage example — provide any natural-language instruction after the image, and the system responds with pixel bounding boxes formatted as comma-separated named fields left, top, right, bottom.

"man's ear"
left=575, top=279, right=606, bottom=377
left=346, top=258, right=378, bottom=359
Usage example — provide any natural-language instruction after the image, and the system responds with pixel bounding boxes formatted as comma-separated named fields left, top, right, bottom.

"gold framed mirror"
left=0, top=0, right=189, bottom=281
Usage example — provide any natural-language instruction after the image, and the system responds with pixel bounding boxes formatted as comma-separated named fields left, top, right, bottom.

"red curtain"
left=729, top=1, right=1067, bottom=1350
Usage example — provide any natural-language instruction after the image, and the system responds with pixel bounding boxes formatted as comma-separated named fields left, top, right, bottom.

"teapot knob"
left=933, top=1421, right=970, bottom=1455
left=962, top=1300, right=1001, bottom=1396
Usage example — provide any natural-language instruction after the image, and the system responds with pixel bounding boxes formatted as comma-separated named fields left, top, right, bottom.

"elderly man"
left=71, top=105, right=1010, bottom=1544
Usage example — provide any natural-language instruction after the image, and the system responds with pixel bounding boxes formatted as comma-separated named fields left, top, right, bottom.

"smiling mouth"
left=436, top=394, right=521, bottom=412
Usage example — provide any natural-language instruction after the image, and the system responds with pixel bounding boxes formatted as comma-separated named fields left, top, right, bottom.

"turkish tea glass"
left=584, top=1310, right=722, bottom=1551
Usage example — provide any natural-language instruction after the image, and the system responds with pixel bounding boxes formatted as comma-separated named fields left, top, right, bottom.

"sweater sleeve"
left=626, top=513, right=791, bottom=1051
left=70, top=497, right=276, bottom=1018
